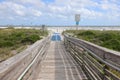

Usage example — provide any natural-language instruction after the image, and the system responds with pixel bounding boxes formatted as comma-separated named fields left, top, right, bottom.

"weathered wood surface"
left=64, top=34, right=120, bottom=80
left=36, top=41, right=87, bottom=80
left=0, top=37, right=50, bottom=80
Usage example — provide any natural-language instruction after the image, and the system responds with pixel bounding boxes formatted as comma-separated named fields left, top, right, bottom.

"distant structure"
left=41, top=25, right=47, bottom=32
left=75, top=14, right=80, bottom=30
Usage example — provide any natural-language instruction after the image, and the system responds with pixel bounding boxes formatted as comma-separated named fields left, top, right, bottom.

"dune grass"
left=0, top=28, right=48, bottom=62
left=64, top=30, right=120, bottom=52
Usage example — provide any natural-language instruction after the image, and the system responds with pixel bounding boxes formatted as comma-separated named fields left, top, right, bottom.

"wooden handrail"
left=64, top=34, right=120, bottom=80
left=0, top=36, right=50, bottom=80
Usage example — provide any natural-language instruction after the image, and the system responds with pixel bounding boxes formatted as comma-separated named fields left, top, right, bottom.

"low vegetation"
left=0, top=28, right=48, bottom=62
left=64, top=30, right=120, bottom=51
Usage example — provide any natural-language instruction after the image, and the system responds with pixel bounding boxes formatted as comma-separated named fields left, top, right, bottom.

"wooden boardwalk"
left=35, top=41, right=87, bottom=80
left=0, top=34, right=120, bottom=80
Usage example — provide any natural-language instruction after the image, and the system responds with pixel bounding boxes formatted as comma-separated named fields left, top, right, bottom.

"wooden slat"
left=64, top=34, right=120, bottom=80
left=105, top=69, right=120, bottom=80
left=104, top=75, right=111, bottom=80
left=69, top=49, right=83, bottom=65
left=83, top=63, right=99, bottom=80
left=84, top=51, right=103, bottom=70
left=83, top=56, right=103, bottom=79
left=69, top=41, right=103, bottom=79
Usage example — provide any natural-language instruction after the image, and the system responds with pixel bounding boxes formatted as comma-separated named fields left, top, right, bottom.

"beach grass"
left=0, top=28, right=48, bottom=62
left=64, top=30, right=120, bottom=51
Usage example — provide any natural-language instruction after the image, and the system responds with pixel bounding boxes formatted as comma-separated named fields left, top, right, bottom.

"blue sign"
left=76, top=21, right=79, bottom=25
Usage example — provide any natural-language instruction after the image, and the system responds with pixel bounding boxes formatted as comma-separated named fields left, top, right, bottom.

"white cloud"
left=31, top=9, right=42, bottom=17
left=8, top=0, right=45, bottom=8
left=0, top=0, right=119, bottom=25
left=0, top=2, right=26, bottom=16
left=45, top=0, right=104, bottom=20
left=98, top=0, right=120, bottom=20
left=78, top=8, right=102, bottom=19
left=8, top=16, right=14, bottom=20
left=15, top=10, right=25, bottom=16
left=100, top=0, right=119, bottom=11
left=0, top=1, right=43, bottom=19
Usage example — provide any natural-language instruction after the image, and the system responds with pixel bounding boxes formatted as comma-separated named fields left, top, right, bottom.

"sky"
left=0, top=0, right=120, bottom=26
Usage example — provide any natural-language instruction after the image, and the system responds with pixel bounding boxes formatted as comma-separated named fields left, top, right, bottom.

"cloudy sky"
left=0, top=0, right=120, bottom=25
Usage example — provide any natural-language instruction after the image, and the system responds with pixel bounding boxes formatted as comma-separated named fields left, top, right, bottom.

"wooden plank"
left=69, top=49, right=83, bottom=65
left=83, top=56, right=103, bottom=79
left=82, top=57, right=101, bottom=80
left=36, top=41, right=88, bottom=80
left=64, top=34, right=120, bottom=80
left=84, top=52, right=103, bottom=70
left=67, top=35, right=120, bottom=66
left=83, top=64, right=99, bottom=80
left=105, top=69, right=120, bottom=80
left=104, top=75, right=111, bottom=80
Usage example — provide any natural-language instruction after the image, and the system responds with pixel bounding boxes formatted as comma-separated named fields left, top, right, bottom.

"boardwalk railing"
left=64, top=34, right=120, bottom=80
left=0, top=36, right=50, bottom=80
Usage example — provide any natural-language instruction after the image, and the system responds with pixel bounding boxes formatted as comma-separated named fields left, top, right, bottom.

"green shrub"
left=21, top=34, right=40, bottom=44
left=78, top=31, right=95, bottom=36
left=65, top=30, right=120, bottom=51
left=0, top=28, right=48, bottom=61
left=77, top=31, right=96, bottom=41
left=97, top=33, right=115, bottom=41
left=101, top=39, right=120, bottom=51
left=29, top=34, right=41, bottom=42
left=0, top=41, right=14, bottom=47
